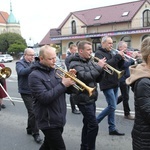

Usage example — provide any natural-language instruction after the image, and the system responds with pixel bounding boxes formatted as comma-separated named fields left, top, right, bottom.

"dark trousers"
left=78, top=103, right=98, bottom=150
left=118, top=81, right=130, bottom=116
left=21, top=94, right=39, bottom=136
left=70, top=94, right=76, bottom=111
left=39, top=127, right=66, bottom=150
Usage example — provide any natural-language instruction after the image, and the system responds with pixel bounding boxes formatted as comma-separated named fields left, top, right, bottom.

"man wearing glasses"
left=16, top=48, right=42, bottom=144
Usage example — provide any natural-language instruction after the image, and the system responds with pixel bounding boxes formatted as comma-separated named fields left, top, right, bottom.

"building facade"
left=0, top=1, right=21, bottom=36
left=40, top=0, right=150, bottom=59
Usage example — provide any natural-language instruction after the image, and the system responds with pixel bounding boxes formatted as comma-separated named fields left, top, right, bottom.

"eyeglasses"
left=26, top=54, right=35, bottom=57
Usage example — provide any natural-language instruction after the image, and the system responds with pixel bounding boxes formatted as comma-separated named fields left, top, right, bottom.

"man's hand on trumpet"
left=117, top=50, right=125, bottom=59
left=97, top=57, right=107, bottom=68
left=68, top=69, right=77, bottom=77
left=62, top=69, right=76, bottom=87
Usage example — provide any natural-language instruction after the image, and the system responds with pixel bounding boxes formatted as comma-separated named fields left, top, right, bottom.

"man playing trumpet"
left=68, top=40, right=106, bottom=150
left=28, top=45, right=75, bottom=150
left=95, top=36, right=125, bottom=136
left=117, top=41, right=135, bottom=120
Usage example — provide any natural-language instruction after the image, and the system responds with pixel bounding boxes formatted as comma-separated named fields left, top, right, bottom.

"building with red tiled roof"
left=39, top=28, right=61, bottom=46
left=0, top=1, right=21, bottom=35
left=40, top=0, right=150, bottom=59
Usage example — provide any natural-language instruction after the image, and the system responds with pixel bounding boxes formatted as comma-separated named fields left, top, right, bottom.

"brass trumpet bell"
left=105, top=64, right=125, bottom=79
left=0, top=67, right=12, bottom=79
left=55, top=65, right=95, bottom=97
left=91, top=56, right=124, bottom=79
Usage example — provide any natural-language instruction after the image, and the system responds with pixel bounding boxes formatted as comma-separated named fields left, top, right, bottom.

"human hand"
left=68, top=69, right=76, bottom=77
left=97, top=57, right=106, bottom=68
left=118, top=51, right=125, bottom=59
left=62, top=77, right=75, bottom=87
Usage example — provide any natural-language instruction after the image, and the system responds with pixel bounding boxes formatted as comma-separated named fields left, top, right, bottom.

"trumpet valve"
left=65, top=72, right=76, bottom=78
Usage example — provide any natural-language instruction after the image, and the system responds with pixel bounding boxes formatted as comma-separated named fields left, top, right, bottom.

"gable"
left=0, top=11, right=9, bottom=23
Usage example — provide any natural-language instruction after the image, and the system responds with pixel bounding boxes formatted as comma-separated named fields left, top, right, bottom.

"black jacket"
left=68, top=53, right=104, bottom=105
left=95, top=47, right=124, bottom=90
left=131, top=78, right=150, bottom=150
left=28, top=61, right=68, bottom=130
left=126, top=63, right=150, bottom=150
left=65, top=52, right=72, bottom=71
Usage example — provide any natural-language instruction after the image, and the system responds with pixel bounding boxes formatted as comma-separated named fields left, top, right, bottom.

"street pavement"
left=0, top=60, right=135, bottom=150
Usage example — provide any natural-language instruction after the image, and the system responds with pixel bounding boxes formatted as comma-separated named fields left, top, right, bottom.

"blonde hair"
left=69, top=44, right=77, bottom=50
left=140, top=37, right=150, bottom=63
left=39, top=45, right=56, bottom=58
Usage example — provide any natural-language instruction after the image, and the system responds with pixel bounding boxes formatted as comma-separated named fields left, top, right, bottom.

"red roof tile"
left=59, top=0, right=146, bottom=28
left=39, top=28, right=61, bottom=46
left=0, top=11, right=9, bottom=23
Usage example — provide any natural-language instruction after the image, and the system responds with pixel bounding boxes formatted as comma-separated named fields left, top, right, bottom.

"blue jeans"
left=78, top=102, right=98, bottom=150
left=96, top=87, right=118, bottom=132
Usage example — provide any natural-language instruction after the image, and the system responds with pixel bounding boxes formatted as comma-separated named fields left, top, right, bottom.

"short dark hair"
left=77, top=41, right=92, bottom=50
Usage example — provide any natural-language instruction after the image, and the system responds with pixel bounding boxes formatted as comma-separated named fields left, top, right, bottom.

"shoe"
left=1, top=104, right=6, bottom=109
left=72, top=109, right=81, bottom=114
left=27, top=130, right=32, bottom=135
left=33, top=135, right=42, bottom=144
left=124, top=115, right=135, bottom=120
left=109, top=130, right=125, bottom=136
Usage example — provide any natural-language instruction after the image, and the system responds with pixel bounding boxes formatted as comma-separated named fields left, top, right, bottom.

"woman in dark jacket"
left=126, top=37, right=150, bottom=150
left=28, top=45, right=75, bottom=150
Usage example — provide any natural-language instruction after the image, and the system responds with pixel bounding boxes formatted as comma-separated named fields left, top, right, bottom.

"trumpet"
left=111, top=48, right=137, bottom=61
left=91, top=56, right=124, bottom=79
left=55, top=65, right=95, bottom=97
left=0, top=67, right=15, bottom=106
left=0, top=67, right=12, bottom=79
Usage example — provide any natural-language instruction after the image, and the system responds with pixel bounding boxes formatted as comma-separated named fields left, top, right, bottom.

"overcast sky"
left=0, top=0, right=138, bottom=45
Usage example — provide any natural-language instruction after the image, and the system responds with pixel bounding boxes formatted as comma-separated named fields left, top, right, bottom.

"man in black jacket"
left=65, top=44, right=80, bottom=114
left=68, top=41, right=106, bottom=150
left=117, top=41, right=135, bottom=120
left=95, top=36, right=125, bottom=136
left=28, top=45, right=75, bottom=150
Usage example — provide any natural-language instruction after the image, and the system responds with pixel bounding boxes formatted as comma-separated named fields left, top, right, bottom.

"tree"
left=8, top=43, right=26, bottom=54
left=0, top=32, right=27, bottom=54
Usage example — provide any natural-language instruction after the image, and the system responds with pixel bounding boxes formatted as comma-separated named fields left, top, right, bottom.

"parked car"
left=0, top=54, right=14, bottom=62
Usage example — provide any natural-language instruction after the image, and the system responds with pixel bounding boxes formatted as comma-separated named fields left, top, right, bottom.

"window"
left=94, top=15, right=101, bottom=20
left=71, top=21, right=76, bottom=34
left=68, top=42, right=74, bottom=48
left=142, top=35, right=150, bottom=41
left=143, top=10, right=150, bottom=27
left=122, top=11, right=129, bottom=17
left=121, top=36, right=131, bottom=47
left=92, top=38, right=101, bottom=52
